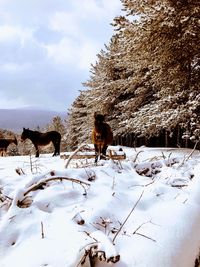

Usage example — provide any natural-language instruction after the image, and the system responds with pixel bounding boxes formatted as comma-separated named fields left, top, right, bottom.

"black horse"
left=21, top=128, right=61, bottom=157
left=0, top=137, right=18, bottom=156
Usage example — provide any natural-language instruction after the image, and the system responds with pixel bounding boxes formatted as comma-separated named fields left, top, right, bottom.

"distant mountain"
left=0, top=109, right=66, bottom=133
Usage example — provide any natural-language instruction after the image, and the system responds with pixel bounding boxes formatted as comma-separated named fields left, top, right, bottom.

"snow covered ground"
left=1, top=145, right=200, bottom=267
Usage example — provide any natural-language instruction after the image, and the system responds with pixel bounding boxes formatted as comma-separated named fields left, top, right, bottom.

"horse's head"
left=94, top=112, right=105, bottom=123
left=21, top=128, right=29, bottom=141
left=93, top=113, right=106, bottom=142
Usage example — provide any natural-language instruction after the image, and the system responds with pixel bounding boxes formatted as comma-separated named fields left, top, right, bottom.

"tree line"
left=65, top=0, right=200, bottom=149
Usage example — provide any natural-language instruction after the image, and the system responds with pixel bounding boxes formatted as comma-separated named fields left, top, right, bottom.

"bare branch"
left=112, top=190, right=144, bottom=244
left=185, top=141, right=199, bottom=162
left=72, top=211, right=85, bottom=225
left=132, top=220, right=157, bottom=243
left=41, top=221, right=44, bottom=239
left=133, top=150, right=143, bottom=163
left=23, top=176, right=90, bottom=197
left=15, top=168, right=25, bottom=175
left=64, top=143, right=89, bottom=168
left=135, top=232, right=156, bottom=242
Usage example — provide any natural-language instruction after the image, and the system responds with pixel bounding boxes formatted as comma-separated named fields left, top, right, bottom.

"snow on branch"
left=23, top=176, right=90, bottom=197
left=17, top=176, right=90, bottom=208
left=78, top=230, right=120, bottom=266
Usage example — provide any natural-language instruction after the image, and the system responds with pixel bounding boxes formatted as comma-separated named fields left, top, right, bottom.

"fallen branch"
left=65, top=143, right=89, bottom=168
left=77, top=243, right=97, bottom=267
left=112, top=190, right=144, bottom=244
left=171, top=184, right=188, bottom=188
left=63, top=153, right=125, bottom=160
left=17, top=196, right=33, bottom=208
left=0, top=194, right=13, bottom=201
left=23, top=176, right=90, bottom=197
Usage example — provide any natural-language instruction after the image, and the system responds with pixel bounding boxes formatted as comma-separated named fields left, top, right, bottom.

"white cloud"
left=0, top=62, right=31, bottom=72
left=44, top=36, right=101, bottom=70
left=68, top=0, right=121, bottom=20
left=0, top=0, right=122, bottom=111
left=0, top=94, right=29, bottom=109
left=47, top=0, right=122, bottom=70
left=0, top=25, right=32, bottom=43
left=50, top=12, right=81, bottom=36
left=77, top=40, right=102, bottom=70
left=49, top=0, right=121, bottom=35
left=101, top=0, right=122, bottom=15
left=44, top=38, right=78, bottom=65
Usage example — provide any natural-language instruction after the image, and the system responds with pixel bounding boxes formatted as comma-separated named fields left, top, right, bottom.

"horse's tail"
left=13, top=136, right=18, bottom=145
left=104, top=123, right=113, bottom=145
left=56, top=132, right=61, bottom=143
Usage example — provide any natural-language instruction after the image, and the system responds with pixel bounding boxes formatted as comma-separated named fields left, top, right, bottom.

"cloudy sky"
left=0, top=0, right=122, bottom=112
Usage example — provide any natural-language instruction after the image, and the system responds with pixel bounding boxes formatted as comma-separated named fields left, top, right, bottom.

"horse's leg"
left=52, top=145, right=56, bottom=157
left=94, top=144, right=100, bottom=163
left=100, top=144, right=108, bottom=160
left=52, top=138, right=60, bottom=156
left=55, top=139, right=61, bottom=156
left=34, top=144, right=39, bottom=157
left=57, top=139, right=61, bottom=155
left=56, top=144, right=60, bottom=155
left=3, top=149, right=7, bottom=157
left=52, top=143, right=58, bottom=156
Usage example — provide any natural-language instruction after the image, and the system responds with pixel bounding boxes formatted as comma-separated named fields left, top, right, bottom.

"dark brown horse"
left=0, top=137, right=18, bottom=156
left=21, top=128, right=61, bottom=157
left=91, top=112, right=113, bottom=163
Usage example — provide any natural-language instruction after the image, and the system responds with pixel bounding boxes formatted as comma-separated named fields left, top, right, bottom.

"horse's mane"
left=26, top=129, right=40, bottom=134
left=33, top=130, right=40, bottom=134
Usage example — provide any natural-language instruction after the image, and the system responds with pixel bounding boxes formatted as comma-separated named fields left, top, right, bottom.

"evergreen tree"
left=118, top=0, right=200, bottom=141
left=67, top=0, right=200, bottom=148
left=65, top=90, right=92, bottom=149
left=49, top=116, right=65, bottom=136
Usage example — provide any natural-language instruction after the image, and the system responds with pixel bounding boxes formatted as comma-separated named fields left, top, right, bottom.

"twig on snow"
left=135, top=232, right=156, bottom=242
left=178, top=141, right=199, bottom=167
left=41, top=221, right=44, bottom=239
left=112, top=190, right=144, bottom=244
left=83, top=231, right=98, bottom=242
left=171, top=184, right=188, bottom=188
left=129, top=180, right=155, bottom=189
left=132, top=220, right=156, bottom=243
left=15, top=168, right=25, bottom=175
left=133, top=150, right=143, bottom=163
left=65, top=143, right=89, bottom=168
left=72, top=211, right=85, bottom=225
left=185, top=140, right=199, bottom=162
